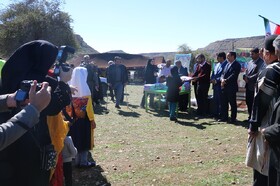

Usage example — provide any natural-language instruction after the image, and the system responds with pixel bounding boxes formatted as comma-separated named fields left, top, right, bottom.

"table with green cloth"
left=144, top=89, right=191, bottom=112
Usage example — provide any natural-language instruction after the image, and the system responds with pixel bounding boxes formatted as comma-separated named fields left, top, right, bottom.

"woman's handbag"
left=245, top=132, right=269, bottom=176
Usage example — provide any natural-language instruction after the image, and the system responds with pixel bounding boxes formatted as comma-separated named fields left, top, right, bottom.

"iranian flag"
left=262, top=17, right=280, bottom=36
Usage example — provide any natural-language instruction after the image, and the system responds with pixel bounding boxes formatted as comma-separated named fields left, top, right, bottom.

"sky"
left=1, top=0, right=280, bottom=54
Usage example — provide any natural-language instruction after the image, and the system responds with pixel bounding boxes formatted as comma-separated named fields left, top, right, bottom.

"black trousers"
left=178, top=94, right=189, bottom=111
left=109, top=86, right=115, bottom=100
left=63, top=162, right=73, bottom=186
left=246, top=89, right=254, bottom=119
left=221, top=88, right=237, bottom=120
left=253, top=169, right=268, bottom=186
left=196, top=83, right=210, bottom=115
left=193, top=82, right=198, bottom=100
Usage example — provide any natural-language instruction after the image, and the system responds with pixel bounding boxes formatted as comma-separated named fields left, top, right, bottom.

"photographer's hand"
left=29, top=81, right=51, bottom=112
left=6, top=92, right=17, bottom=107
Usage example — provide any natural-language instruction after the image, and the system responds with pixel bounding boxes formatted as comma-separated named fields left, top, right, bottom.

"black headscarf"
left=171, top=66, right=179, bottom=77
left=144, top=58, right=157, bottom=84
left=0, top=40, right=58, bottom=94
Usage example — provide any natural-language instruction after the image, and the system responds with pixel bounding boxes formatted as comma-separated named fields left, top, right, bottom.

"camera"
left=53, top=45, right=75, bottom=76
left=15, top=80, right=42, bottom=102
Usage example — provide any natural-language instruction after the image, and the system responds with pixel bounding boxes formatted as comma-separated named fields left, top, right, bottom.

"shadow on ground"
left=73, top=165, right=111, bottom=186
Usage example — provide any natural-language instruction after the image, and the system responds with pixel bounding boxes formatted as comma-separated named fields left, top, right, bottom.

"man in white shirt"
left=158, top=59, right=172, bottom=80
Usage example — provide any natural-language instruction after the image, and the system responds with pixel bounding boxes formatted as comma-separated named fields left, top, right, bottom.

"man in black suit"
left=219, top=52, right=241, bottom=123
left=192, top=54, right=211, bottom=116
left=243, top=48, right=265, bottom=121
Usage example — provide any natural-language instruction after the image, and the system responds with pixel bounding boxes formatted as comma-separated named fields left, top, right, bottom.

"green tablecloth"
left=144, top=89, right=191, bottom=112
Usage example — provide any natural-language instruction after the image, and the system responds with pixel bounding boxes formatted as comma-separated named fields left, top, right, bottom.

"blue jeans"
left=75, top=151, right=88, bottom=166
left=113, top=82, right=124, bottom=106
left=169, top=102, right=177, bottom=119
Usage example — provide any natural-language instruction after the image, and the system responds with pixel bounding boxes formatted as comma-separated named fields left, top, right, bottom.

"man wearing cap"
left=106, top=60, right=115, bottom=101
left=243, top=48, right=265, bottom=122
left=107, top=56, right=128, bottom=109
left=261, top=34, right=280, bottom=185
left=247, top=35, right=280, bottom=185
left=81, top=55, right=100, bottom=105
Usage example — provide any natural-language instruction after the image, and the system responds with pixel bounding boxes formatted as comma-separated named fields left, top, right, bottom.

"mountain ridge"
left=78, top=35, right=265, bottom=58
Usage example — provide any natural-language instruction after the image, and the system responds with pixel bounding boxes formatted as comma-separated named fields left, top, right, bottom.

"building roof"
left=68, top=53, right=165, bottom=69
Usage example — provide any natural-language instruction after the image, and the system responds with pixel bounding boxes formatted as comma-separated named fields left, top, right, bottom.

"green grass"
left=74, top=85, right=252, bottom=186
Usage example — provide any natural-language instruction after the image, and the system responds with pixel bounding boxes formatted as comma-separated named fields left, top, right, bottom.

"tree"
left=177, top=44, right=191, bottom=54
left=0, top=0, right=77, bottom=57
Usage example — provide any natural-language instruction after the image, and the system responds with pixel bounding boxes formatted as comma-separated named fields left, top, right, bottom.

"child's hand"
left=91, top=120, right=96, bottom=129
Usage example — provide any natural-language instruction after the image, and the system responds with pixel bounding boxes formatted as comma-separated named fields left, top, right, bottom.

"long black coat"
left=264, top=98, right=280, bottom=185
left=144, top=64, right=157, bottom=84
left=0, top=40, right=71, bottom=186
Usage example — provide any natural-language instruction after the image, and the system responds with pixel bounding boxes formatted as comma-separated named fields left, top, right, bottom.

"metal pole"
left=125, top=86, right=129, bottom=109
left=105, top=84, right=109, bottom=114
left=258, top=15, right=280, bottom=26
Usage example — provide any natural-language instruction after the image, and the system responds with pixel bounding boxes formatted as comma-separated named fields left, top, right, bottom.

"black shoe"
left=79, top=161, right=96, bottom=168
left=115, top=105, right=121, bottom=109
left=217, top=118, right=228, bottom=122
left=170, top=117, right=178, bottom=122
left=229, top=119, right=236, bottom=124
left=149, top=105, right=155, bottom=109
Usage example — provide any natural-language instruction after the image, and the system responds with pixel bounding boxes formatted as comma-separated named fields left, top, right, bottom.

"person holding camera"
left=0, top=40, right=73, bottom=186
left=0, top=80, right=51, bottom=151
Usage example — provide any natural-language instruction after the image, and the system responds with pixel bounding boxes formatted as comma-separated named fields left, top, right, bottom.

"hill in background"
left=75, top=34, right=99, bottom=54
left=78, top=35, right=265, bottom=59
left=70, top=34, right=266, bottom=71
left=200, top=35, right=265, bottom=57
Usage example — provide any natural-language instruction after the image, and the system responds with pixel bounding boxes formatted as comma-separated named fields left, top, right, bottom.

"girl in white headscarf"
left=68, top=66, right=96, bottom=167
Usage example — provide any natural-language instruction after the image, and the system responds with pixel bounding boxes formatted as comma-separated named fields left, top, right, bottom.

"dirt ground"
left=72, top=85, right=252, bottom=186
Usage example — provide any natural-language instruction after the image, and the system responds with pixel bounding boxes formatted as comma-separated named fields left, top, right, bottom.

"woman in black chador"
left=0, top=40, right=72, bottom=186
left=140, top=58, right=158, bottom=108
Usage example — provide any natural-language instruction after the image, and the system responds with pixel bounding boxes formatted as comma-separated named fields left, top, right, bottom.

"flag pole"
left=259, top=15, right=280, bottom=26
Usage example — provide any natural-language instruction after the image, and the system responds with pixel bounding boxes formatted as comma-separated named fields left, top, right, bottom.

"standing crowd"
left=1, top=34, right=280, bottom=186
left=140, top=35, right=280, bottom=185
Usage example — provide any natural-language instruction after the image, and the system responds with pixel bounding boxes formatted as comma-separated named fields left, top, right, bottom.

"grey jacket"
left=0, top=94, right=39, bottom=151
left=245, top=58, right=265, bottom=91
left=62, top=136, right=77, bottom=163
